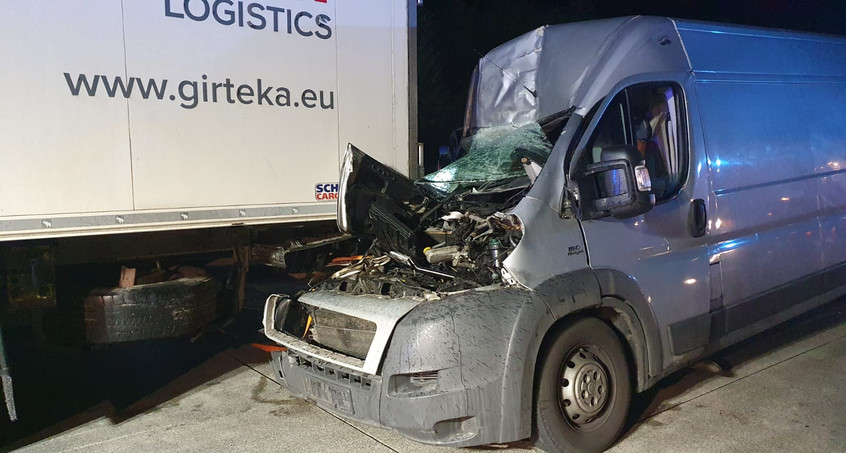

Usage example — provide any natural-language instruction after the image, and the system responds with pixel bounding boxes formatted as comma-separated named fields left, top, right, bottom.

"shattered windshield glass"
left=418, top=121, right=553, bottom=194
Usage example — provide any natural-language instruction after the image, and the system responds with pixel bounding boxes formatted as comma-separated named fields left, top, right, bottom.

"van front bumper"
left=269, top=347, right=488, bottom=445
left=263, top=289, right=533, bottom=447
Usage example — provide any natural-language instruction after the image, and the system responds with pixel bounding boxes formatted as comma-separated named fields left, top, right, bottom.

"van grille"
left=288, top=350, right=374, bottom=388
left=307, top=308, right=377, bottom=360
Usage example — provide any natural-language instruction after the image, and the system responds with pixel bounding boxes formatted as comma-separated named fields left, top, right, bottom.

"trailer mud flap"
left=0, top=324, right=17, bottom=421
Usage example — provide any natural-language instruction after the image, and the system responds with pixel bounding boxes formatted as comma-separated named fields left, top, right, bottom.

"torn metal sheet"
left=465, top=17, right=691, bottom=130
left=252, top=235, right=358, bottom=272
left=466, top=25, right=545, bottom=128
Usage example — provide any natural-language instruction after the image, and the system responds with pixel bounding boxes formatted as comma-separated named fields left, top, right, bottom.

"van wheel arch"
left=532, top=306, right=644, bottom=405
left=527, top=305, right=650, bottom=447
left=593, top=268, right=665, bottom=389
left=595, top=300, right=651, bottom=392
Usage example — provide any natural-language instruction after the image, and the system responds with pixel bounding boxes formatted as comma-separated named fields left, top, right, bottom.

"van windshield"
left=418, top=114, right=567, bottom=195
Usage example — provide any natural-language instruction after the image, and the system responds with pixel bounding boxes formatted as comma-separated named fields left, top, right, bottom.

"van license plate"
left=303, top=376, right=354, bottom=414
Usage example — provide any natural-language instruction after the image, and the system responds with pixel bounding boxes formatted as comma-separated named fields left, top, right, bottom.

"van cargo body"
left=263, top=16, right=846, bottom=452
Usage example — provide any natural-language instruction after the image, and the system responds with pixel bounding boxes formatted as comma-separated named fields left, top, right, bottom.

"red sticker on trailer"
left=315, top=183, right=339, bottom=201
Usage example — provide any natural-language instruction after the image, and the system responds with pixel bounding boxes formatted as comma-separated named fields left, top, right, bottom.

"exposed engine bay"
left=321, top=116, right=568, bottom=298
left=277, top=207, right=526, bottom=359
left=318, top=209, right=524, bottom=299
left=267, top=115, right=569, bottom=363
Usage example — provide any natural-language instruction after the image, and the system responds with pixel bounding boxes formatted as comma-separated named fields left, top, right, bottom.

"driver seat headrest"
left=634, top=118, right=652, bottom=142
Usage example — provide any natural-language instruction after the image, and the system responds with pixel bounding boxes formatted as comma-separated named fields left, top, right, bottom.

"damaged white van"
left=263, top=16, right=846, bottom=452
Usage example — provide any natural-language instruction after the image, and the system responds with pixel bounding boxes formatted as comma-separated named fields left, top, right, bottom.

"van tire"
left=83, top=277, right=218, bottom=343
left=535, top=317, right=631, bottom=453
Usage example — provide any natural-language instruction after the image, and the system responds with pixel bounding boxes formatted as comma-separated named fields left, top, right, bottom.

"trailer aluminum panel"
left=0, top=1, right=133, bottom=218
left=0, top=0, right=412, bottom=241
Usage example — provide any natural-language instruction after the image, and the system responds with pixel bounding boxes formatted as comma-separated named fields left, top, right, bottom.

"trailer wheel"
left=535, top=317, right=631, bottom=453
left=83, top=277, right=218, bottom=343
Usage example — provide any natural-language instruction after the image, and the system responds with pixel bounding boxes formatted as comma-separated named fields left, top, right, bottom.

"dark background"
left=417, top=0, right=845, bottom=170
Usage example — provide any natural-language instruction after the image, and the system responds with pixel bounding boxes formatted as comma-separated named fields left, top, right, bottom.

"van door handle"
left=689, top=199, right=707, bottom=238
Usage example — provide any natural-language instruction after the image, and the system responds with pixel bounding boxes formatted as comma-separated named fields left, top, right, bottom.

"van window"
left=584, top=83, right=686, bottom=202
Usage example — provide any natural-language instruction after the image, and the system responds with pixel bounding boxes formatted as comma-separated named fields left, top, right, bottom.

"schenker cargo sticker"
left=315, top=183, right=339, bottom=201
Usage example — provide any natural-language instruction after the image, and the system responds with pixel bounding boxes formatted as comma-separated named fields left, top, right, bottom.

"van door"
left=572, top=79, right=713, bottom=368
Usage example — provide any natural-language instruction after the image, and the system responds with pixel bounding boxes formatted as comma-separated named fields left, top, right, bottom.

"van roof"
left=673, top=18, right=846, bottom=78
left=466, top=16, right=846, bottom=129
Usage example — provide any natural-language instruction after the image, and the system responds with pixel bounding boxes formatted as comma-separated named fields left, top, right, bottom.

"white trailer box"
left=0, top=0, right=416, bottom=417
left=0, top=0, right=415, bottom=240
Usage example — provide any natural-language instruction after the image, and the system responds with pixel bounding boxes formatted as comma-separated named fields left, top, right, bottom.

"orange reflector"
left=250, top=343, right=286, bottom=353
left=328, top=255, right=365, bottom=266
left=303, top=315, right=313, bottom=339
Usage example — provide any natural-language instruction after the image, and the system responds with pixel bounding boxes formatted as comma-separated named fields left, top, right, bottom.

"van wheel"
left=535, top=318, right=631, bottom=453
left=83, top=277, right=218, bottom=343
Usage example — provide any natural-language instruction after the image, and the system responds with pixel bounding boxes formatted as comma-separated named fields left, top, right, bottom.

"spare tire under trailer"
left=83, top=276, right=218, bottom=344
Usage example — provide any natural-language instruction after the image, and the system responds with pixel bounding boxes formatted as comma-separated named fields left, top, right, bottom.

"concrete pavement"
left=6, top=298, right=845, bottom=453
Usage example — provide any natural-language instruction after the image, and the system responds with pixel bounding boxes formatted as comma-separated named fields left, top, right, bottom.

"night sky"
left=417, top=0, right=845, bottom=169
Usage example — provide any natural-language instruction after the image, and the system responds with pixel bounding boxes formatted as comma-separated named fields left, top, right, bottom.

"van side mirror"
left=577, top=145, right=655, bottom=220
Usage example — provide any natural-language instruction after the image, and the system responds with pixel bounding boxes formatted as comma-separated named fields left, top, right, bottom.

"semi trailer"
left=0, top=0, right=417, bottom=421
